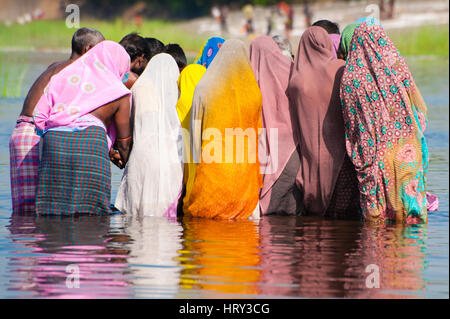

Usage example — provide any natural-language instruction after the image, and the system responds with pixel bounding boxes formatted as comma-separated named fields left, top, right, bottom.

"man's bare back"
left=21, top=60, right=73, bottom=117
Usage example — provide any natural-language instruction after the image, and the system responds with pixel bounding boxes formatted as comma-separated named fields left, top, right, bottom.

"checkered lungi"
left=9, top=115, right=41, bottom=213
left=36, top=125, right=112, bottom=215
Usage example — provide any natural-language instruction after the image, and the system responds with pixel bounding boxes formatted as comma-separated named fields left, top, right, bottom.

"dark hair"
left=312, top=19, right=340, bottom=34
left=71, top=27, right=105, bottom=55
left=145, top=37, right=165, bottom=60
left=163, top=43, right=187, bottom=70
left=119, top=33, right=151, bottom=62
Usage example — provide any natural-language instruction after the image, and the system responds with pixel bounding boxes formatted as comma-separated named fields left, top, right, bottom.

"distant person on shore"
left=33, top=41, right=132, bottom=216
left=9, top=27, right=104, bottom=214
left=220, top=5, right=229, bottom=34
left=163, top=43, right=187, bottom=73
left=145, top=37, right=164, bottom=60
left=312, top=19, right=341, bottom=59
left=242, top=4, right=255, bottom=35
left=211, top=5, right=228, bottom=35
left=278, top=2, right=294, bottom=40
left=194, top=37, right=225, bottom=68
left=119, top=33, right=152, bottom=88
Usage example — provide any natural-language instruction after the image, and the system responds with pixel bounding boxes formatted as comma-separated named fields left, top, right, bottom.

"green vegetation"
left=389, top=24, right=449, bottom=57
left=0, top=19, right=208, bottom=53
left=0, top=19, right=447, bottom=57
left=0, top=53, right=29, bottom=98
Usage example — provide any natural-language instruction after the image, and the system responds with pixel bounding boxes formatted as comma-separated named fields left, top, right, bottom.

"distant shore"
left=0, top=0, right=448, bottom=57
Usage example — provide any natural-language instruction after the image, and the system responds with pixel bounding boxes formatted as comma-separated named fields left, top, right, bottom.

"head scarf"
left=115, top=53, right=184, bottom=217
left=287, top=26, right=346, bottom=215
left=340, top=22, right=428, bottom=223
left=176, top=64, right=206, bottom=199
left=329, top=33, right=341, bottom=59
left=249, top=35, right=296, bottom=215
left=33, top=40, right=131, bottom=149
left=185, top=39, right=263, bottom=219
left=341, top=17, right=382, bottom=58
left=194, top=37, right=225, bottom=68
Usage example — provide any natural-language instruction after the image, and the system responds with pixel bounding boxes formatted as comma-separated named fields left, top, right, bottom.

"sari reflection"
left=259, top=216, right=427, bottom=298
left=178, top=217, right=262, bottom=296
left=259, top=216, right=362, bottom=297
left=7, top=214, right=132, bottom=298
left=344, top=224, right=428, bottom=298
left=121, top=215, right=184, bottom=297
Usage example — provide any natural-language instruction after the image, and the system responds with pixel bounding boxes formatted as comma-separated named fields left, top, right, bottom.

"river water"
left=0, top=52, right=447, bottom=298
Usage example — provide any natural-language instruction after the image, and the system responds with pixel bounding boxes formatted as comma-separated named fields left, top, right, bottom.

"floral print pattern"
left=340, top=22, right=429, bottom=223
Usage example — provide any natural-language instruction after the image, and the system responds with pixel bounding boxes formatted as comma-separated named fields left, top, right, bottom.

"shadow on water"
left=0, top=52, right=447, bottom=298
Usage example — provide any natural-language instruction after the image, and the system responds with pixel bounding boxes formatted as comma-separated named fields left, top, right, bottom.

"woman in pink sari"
left=33, top=40, right=132, bottom=215
left=249, top=35, right=302, bottom=216
left=287, top=26, right=360, bottom=219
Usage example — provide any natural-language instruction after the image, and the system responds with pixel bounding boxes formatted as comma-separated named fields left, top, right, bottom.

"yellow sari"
left=184, top=39, right=263, bottom=219
left=176, top=64, right=206, bottom=204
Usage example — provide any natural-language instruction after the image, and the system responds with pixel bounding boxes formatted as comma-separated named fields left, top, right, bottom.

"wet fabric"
left=176, top=64, right=206, bottom=205
left=194, top=37, right=225, bottom=68
left=115, top=54, right=183, bottom=217
left=33, top=41, right=131, bottom=150
left=185, top=39, right=263, bottom=219
left=249, top=35, right=297, bottom=215
left=325, top=155, right=361, bottom=219
left=287, top=26, right=349, bottom=215
left=265, top=147, right=303, bottom=215
left=9, top=116, right=40, bottom=213
left=36, top=126, right=112, bottom=215
left=340, top=22, right=429, bottom=223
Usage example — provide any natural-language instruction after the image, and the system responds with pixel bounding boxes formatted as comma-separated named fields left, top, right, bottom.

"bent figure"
left=185, top=39, right=263, bottom=219
left=287, top=26, right=360, bottom=219
left=9, top=27, right=104, bottom=214
left=249, top=35, right=302, bottom=216
left=34, top=41, right=132, bottom=216
left=340, top=22, right=429, bottom=223
left=115, top=53, right=184, bottom=217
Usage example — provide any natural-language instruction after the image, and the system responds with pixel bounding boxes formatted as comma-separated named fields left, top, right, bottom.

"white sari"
left=115, top=53, right=184, bottom=216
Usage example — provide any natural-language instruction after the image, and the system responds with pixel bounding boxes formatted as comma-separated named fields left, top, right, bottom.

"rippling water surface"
left=0, top=53, right=447, bottom=298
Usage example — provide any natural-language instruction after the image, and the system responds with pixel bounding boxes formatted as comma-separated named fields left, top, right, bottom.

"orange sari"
left=184, top=39, right=263, bottom=219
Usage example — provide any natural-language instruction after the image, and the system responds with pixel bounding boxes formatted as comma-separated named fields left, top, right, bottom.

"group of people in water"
left=9, top=17, right=438, bottom=224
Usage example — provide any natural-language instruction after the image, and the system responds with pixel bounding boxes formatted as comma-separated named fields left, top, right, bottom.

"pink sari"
left=249, top=35, right=296, bottom=215
left=33, top=40, right=131, bottom=149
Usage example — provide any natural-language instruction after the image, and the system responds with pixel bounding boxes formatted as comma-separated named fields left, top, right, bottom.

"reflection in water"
left=259, top=216, right=428, bottom=298
left=353, top=224, right=428, bottom=298
left=1, top=211, right=435, bottom=298
left=6, top=213, right=133, bottom=298
left=119, top=215, right=184, bottom=298
left=178, top=217, right=262, bottom=297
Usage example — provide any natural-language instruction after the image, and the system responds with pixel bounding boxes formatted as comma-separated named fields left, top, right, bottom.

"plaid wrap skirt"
left=36, top=125, right=112, bottom=215
left=9, top=116, right=41, bottom=213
